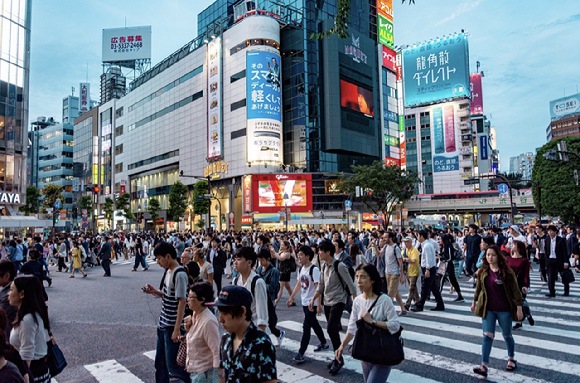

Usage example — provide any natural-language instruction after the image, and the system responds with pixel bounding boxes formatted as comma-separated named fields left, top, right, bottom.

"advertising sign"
left=399, top=130, right=406, bottom=167
left=550, top=93, right=580, bottom=120
left=79, top=83, right=90, bottom=114
left=385, top=157, right=400, bottom=167
left=340, top=80, right=374, bottom=117
left=252, top=174, right=312, bottom=213
left=241, top=216, right=253, bottom=225
left=120, top=179, right=126, bottom=194
left=402, top=34, right=470, bottom=107
left=378, top=14, right=394, bottom=49
left=377, top=0, right=394, bottom=21
left=431, top=102, right=460, bottom=173
left=382, top=45, right=396, bottom=72
left=479, top=135, right=489, bottom=160
left=102, top=26, right=151, bottom=63
left=470, top=73, right=483, bottom=115
left=385, top=135, right=399, bottom=146
left=246, top=50, right=283, bottom=164
left=207, top=38, right=223, bottom=159
left=243, top=175, right=252, bottom=213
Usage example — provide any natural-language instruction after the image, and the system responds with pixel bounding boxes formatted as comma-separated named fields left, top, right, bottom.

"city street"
left=44, top=257, right=580, bottom=383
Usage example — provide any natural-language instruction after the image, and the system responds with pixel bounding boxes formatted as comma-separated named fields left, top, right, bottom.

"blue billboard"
left=246, top=50, right=282, bottom=121
left=402, top=34, right=470, bottom=107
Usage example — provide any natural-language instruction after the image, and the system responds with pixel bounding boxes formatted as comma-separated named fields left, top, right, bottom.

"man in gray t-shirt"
left=382, top=232, right=407, bottom=314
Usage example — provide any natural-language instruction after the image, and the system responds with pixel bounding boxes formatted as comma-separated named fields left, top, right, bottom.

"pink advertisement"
left=470, top=73, right=483, bottom=115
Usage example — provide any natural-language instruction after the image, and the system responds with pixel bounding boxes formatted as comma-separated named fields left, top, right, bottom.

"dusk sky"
left=29, top=0, right=580, bottom=168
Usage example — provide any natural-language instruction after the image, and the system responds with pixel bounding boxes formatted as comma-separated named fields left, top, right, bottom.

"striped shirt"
left=159, top=266, right=188, bottom=329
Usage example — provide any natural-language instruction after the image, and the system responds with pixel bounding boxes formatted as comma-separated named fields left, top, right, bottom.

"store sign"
left=470, top=73, right=484, bottom=115
left=385, top=135, right=399, bottom=146
left=345, top=34, right=368, bottom=64
left=378, top=14, right=394, bottom=49
left=480, top=135, right=489, bottom=160
left=207, top=38, right=223, bottom=159
left=385, top=157, right=400, bottom=167
left=382, top=45, right=396, bottom=71
left=377, top=0, right=394, bottom=21
left=241, top=216, right=253, bottom=225
left=0, top=192, right=20, bottom=204
left=243, top=175, right=252, bottom=213
left=204, top=161, right=228, bottom=177
left=459, top=146, right=471, bottom=155
left=120, top=179, right=126, bottom=194
left=79, top=83, right=90, bottom=114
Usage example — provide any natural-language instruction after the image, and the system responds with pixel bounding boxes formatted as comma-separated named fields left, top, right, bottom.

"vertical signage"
left=207, top=38, right=222, bottom=160
left=382, top=46, right=396, bottom=71
left=120, top=179, right=126, bottom=194
left=377, top=0, right=394, bottom=21
left=79, top=83, right=90, bottom=114
left=432, top=102, right=460, bottom=173
left=377, top=15, right=394, bottom=48
left=243, top=175, right=252, bottom=213
left=470, top=73, right=484, bottom=115
left=480, top=135, right=489, bottom=160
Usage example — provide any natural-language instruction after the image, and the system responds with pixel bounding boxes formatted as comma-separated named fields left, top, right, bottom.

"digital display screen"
left=340, top=79, right=374, bottom=117
left=258, top=179, right=307, bottom=207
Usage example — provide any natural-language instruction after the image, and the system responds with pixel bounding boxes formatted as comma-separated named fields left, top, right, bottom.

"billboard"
left=377, top=0, right=394, bottom=21
left=340, top=79, right=374, bottom=117
left=79, top=83, right=90, bottom=114
left=243, top=175, right=252, bottom=213
left=431, top=102, right=460, bottom=173
left=102, top=26, right=151, bottom=63
left=252, top=174, right=312, bottom=213
left=550, top=93, right=580, bottom=120
left=377, top=14, right=394, bottom=49
left=382, top=46, right=396, bottom=72
left=470, top=73, right=483, bottom=115
left=402, top=34, right=470, bottom=107
left=246, top=50, right=283, bottom=164
left=207, top=38, right=223, bottom=159
left=479, top=135, right=489, bottom=160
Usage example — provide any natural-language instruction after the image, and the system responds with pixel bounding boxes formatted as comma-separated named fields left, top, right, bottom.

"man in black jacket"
left=99, top=237, right=112, bottom=277
left=544, top=225, right=570, bottom=297
left=208, top=237, right=226, bottom=292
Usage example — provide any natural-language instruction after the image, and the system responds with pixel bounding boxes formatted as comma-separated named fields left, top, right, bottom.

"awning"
left=0, top=216, right=65, bottom=228
left=253, top=212, right=314, bottom=223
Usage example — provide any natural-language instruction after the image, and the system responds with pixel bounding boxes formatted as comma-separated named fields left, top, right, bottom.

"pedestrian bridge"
left=405, top=196, right=537, bottom=214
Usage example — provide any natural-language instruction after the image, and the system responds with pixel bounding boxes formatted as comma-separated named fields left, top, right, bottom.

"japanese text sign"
left=470, top=73, right=483, bottom=115
left=378, top=14, right=394, bottom=49
left=102, top=26, right=151, bottom=62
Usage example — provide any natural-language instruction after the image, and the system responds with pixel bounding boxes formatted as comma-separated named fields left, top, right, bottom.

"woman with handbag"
left=439, top=235, right=464, bottom=301
left=8, top=275, right=51, bottom=383
left=508, top=241, right=534, bottom=329
left=335, top=264, right=401, bottom=383
left=471, top=245, right=524, bottom=378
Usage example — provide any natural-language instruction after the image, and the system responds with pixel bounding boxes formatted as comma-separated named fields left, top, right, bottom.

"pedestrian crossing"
left=53, top=270, right=580, bottom=383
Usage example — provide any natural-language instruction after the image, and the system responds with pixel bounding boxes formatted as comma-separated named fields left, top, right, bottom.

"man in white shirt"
left=411, top=230, right=445, bottom=312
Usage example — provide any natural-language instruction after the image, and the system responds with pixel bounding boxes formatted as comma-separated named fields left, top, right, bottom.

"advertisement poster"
left=431, top=102, right=459, bottom=173
left=377, top=14, right=394, bottom=49
left=470, top=73, right=483, bottom=115
left=479, top=135, right=489, bottom=160
left=243, top=175, right=252, bottom=213
left=382, top=45, right=396, bottom=72
left=102, top=26, right=151, bottom=62
left=79, top=83, right=90, bottom=114
left=252, top=174, right=312, bottom=213
left=550, top=93, right=580, bottom=120
left=207, top=38, right=222, bottom=159
left=377, top=0, right=394, bottom=21
left=340, top=79, right=374, bottom=117
left=246, top=50, right=283, bottom=164
left=402, top=34, right=470, bottom=107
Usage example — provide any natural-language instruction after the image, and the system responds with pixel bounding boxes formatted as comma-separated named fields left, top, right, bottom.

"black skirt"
left=30, top=358, right=51, bottom=383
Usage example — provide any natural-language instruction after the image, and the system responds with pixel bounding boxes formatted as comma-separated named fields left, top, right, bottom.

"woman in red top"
left=507, top=241, right=534, bottom=329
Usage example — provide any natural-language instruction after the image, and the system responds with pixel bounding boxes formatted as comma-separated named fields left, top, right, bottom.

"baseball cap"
left=207, top=285, right=252, bottom=310
left=510, top=225, right=519, bottom=232
left=403, top=236, right=413, bottom=242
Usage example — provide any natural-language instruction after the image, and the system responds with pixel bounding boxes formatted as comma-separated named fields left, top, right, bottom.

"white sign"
left=102, top=26, right=152, bottom=63
left=79, top=83, right=90, bottom=114
left=207, top=38, right=222, bottom=159
left=0, top=193, right=20, bottom=204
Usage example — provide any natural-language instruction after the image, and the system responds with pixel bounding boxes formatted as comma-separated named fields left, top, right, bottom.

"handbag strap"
left=368, top=294, right=381, bottom=314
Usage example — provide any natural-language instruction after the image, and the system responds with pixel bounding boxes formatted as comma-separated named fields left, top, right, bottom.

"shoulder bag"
left=176, top=335, right=187, bottom=367
left=562, top=268, right=576, bottom=284
left=46, top=331, right=67, bottom=377
left=351, top=294, right=405, bottom=366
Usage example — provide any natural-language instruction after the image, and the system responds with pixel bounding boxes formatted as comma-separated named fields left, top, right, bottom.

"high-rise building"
left=509, top=152, right=535, bottom=180
left=0, top=0, right=32, bottom=216
left=547, top=93, right=580, bottom=141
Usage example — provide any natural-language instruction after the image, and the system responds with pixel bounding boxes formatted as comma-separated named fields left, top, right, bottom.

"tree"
left=192, top=180, right=210, bottom=225
left=115, top=193, right=134, bottom=220
left=41, top=184, right=64, bottom=213
left=168, top=180, right=189, bottom=222
left=195, top=219, right=206, bottom=231
left=147, top=198, right=161, bottom=232
left=79, top=196, right=93, bottom=218
left=104, top=197, right=115, bottom=230
left=20, top=186, right=41, bottom=216
left=533, top=137, right=580, bottom=224
left=340, top=161, right=420, bottom=230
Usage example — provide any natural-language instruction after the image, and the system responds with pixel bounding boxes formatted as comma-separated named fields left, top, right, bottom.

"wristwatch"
left=372, top=319, right=377, bottom=325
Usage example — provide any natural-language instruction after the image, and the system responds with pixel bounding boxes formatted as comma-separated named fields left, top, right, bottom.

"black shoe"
left=404, top=305, right=410, bottom=311
left=563, top=292, right=570, bottom=297
left=453, top=296, right=465, bottom=302
left=411, top=305, right=423, bottom=312
left=327, top=359, right=336, bottom=370
left=47, top=279, right=52, bottom=287
left=430, top=306, right=445, bottom=311
left=545, top=294, right=556, bottom=298
left=512, top=322, right=523, bottom=330
left=527, top=315, right=535, bottom=326
left=329, top=358, right=344, bottom=375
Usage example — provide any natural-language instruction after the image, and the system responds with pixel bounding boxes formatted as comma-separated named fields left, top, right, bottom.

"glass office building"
left=0, top=0, right=31, bottom=212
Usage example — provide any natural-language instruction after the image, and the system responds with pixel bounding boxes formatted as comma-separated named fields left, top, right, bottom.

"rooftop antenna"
left=71, top=86, right=75, bottom=97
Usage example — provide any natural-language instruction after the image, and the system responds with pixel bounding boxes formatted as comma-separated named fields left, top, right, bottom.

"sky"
left=28, top=0, right=580, bottom=170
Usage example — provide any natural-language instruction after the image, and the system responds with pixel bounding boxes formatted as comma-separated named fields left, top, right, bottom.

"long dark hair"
left=12, top=275, right=50, bottom=331
left=349, top=243, right=361, bottom=263
left=355, top=263, right=382, bottom=296
left=481, top=245, right=516, bottom=285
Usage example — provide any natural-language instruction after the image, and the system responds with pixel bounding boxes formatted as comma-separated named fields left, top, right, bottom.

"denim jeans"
left=155, top=327, right=190, bottom=383
left=190, top=368, right=218, bottom=383
left=299, top=305, right=327, bottom=355
left=362, top=361, right=392, bottom=383
left=481, top=310, right=515, bottom=365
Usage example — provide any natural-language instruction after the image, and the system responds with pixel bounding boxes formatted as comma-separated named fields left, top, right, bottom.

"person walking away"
left=208, top=238, right=226, bottom=294
left=508, top=241, right=533, bottom=329
left=544, top=225, right=570, bottom=297
left=572, top=229, right=580, bottom=273
left=287, top=245, right=328, bottom=364
left=69, top=243, right=87, bottom=278
left=380, top=232, right=407, bottom=315
left=98, top=237, right=112, bottom=277
left=272, top=240, right=293, bottom=306
left=463, top=224, right=482, bottom=280
left=56, top=238, right=68, bottom=273
left=335, top=264, right=400, bottom=383
left=8, top=275, right=51, bottom=382
left=132, top=238, right=149, bottom=272
left=208, top=285, right=277, bottom=383
left=308, top=240, right=357, bottom=376
left=32, top=237, right=49, bottom=278
left=402, top=237, right=420, bottom=311
left=471, top=245, right=523, bottom=378
left=183, top=282, right=220, bottom=383
left=439, top=234, right=463, bottom=302
left=143, top=242, right=190, bottom=383
left=8, top=240, right=23, bottom=273
left=411, top=230, right=445, bottom=312
left=0, top=260, right=17, bottom=336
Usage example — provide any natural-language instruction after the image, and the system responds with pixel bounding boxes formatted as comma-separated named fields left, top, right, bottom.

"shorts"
left=280, top=272, right=291, bottom=282
left=386, top=274, right=400, bottom=299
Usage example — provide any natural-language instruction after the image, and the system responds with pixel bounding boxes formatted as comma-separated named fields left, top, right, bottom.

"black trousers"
left=299, top=305, right=327, bottom=355
left=547, top=259, right=569, bottom=296
left=214, top=268, right=223, bottom=293
left=417, top=267, right=444, bottom=309
left=101, top=259, right=111, bottom=276
left=324, top=302, right=345, bottom=351
left=57, top=256, right=67, bottom=272
left=440, top=261, right=462, bottom=297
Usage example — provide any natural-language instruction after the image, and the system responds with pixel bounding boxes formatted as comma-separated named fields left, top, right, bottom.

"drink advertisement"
left=431, top=102, right=459, bottom=173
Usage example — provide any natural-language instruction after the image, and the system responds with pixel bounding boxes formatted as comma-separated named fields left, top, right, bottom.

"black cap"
left=207, top=285, right=252, bottom=310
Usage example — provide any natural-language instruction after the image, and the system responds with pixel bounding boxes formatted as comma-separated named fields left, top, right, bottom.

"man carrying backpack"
left=288, top=245, right=328, bottom=364
left=256, top=249, right=285, bottom=346
left=309, top=240, right=357, bottom=376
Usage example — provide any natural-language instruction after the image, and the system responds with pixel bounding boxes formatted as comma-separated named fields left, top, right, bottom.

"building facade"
left=509, top=152, right=535, bottom=180
left=547, top=93, right=580, bottom=141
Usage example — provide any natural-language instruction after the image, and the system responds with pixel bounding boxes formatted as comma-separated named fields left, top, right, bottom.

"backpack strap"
left=250, top=275, right=260, bottom=297
left=309, top=265, right=316, bottom=282
left=332, top=260, right=348, bottom=294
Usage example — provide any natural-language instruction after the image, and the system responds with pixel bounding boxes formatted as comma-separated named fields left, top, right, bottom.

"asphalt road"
left=44, top=257, right=580, bottom=383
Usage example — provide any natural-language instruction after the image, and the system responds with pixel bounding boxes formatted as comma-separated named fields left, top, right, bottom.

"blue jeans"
left=41, top=257, right=49, bottom=274
left=362, top=361, right=391, bottom=383
left=481, top=310, right=515, bottom=365
left=155, top=327, right=190, bottom=383
left=190, top=368, right=218, bottom=383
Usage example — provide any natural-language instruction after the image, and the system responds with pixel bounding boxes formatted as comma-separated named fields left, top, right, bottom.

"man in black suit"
left=544, top=225, right=570, bottom=297
left=99, top=237, right=112, bottom=277
left=566, top=226, right=578, bottom=259
left=208, top=237, right=226, bottom=292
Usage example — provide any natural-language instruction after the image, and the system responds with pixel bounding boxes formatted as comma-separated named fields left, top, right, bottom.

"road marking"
left=85, top=359, right=145, bottom=383
left=277, top=361, right=334, bottom=383
left=143, top=350, right=156, bottom=360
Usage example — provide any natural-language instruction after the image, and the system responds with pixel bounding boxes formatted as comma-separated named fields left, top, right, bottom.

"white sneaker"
left=468, top=277, right=474, bottom=283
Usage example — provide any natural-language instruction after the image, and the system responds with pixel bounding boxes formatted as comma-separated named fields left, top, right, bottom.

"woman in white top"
left=194, top=248, right=214, bottom=287
left=9, top=275, right=51, bottom=383
left=336, top=264, right=400, bottom=383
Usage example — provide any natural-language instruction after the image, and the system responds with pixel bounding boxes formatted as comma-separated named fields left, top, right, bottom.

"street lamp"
left=283, top=193, right=289, bottom=232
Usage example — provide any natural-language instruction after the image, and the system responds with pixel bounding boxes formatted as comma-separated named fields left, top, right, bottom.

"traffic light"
left=93, top=186, right=101, bottom=193
left=542, top=149, right=558, bottom=161
left=221, top=215, right=226, bottom=223
left=53, top=212, right=59, bottom=224
left=342, top=213, right=346, bottom=221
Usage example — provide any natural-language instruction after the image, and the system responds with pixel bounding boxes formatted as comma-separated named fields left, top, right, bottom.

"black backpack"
left=288, top=255, right=297, bottom=272
left=331, top=260, right=354, bottom=295
left=234, top=275, right=277, bottom=327
left=158, top=266, right=188, bottom=291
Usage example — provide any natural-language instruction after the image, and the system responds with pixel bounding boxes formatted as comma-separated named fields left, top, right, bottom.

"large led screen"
left=340, top=79, right=374, bottom=117
left=258, top=179, right=307, bottom=207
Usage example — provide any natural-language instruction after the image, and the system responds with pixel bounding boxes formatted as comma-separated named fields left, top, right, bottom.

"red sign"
left=252, top=174, right=313, bottom=214
left=399, top=132, right=406, bottom=168
left=377, top=0, right=394, bottom=21
left=470, top=73, right=484, bottom=115
left=241, top=216, right=253, bottom=225
left=385, top=157, right=400, bottom=167
left=382, top=46, right=396, bottom=72
left=243, top=175, right=252, bottom=213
